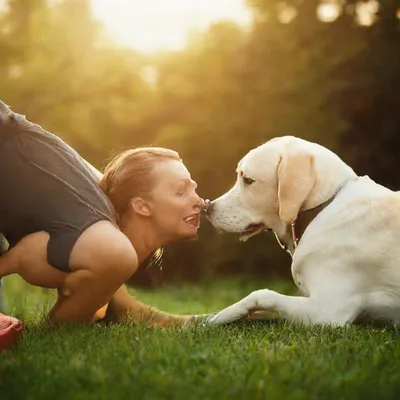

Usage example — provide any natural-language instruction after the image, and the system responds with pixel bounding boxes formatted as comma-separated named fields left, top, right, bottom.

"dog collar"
left=291, top=195, right=336, bottom=248
left=271, top=194, right=337, bottom=256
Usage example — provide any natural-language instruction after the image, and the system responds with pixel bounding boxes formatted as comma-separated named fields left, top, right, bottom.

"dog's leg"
left=207, top=290, right=310, bottom=324
left=206, top=289, right=360, bottom=326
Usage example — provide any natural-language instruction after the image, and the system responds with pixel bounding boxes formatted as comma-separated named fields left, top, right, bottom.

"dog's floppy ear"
left=277, top=148, right=315, bottom=225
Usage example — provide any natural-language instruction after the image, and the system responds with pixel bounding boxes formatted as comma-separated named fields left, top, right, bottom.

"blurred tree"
left=0, top=0, right=153, bottom=166
left=333, top=0, right=400, bottom=189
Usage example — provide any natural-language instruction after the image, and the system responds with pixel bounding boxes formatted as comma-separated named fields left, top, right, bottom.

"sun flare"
left=91, top=0, right=251, bottom=53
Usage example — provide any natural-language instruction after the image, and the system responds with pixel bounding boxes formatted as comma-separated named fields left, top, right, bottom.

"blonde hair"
left=99, top=147, right=181, bottom=218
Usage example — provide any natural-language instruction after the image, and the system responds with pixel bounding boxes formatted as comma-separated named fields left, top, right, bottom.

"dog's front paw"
left=203, top=313, right=223, bottom=325
left=204, top=307, right=244, bottom=325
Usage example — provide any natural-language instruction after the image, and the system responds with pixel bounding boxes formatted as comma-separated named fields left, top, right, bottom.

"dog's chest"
left=291, top=266, right=310, bottom=296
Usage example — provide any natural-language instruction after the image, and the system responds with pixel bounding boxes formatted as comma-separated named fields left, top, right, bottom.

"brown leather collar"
left=292, top=196, right=336, bottom=248
left=271, top=195, right=336, bottom=255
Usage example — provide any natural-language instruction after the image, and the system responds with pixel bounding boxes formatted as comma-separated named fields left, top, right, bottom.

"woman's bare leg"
left=48, top=221, right=137, bottom=323
left=0, top=234, right=9, bottom=312
left=0, top=232, right=68, bottom=288
left=0, top=221, right=138, bottom=324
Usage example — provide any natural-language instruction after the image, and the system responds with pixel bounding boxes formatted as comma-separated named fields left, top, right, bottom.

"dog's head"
left=207, top=136, right=357, bottom=241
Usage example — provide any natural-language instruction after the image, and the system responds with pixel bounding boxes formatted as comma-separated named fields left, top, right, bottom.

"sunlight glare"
left=0, top=0, right=8, bottom=13
left=355, top=0, right=379, bottom=26
left=317, top=1, right=341, bottom=23
left=91, top=0, right=252, bottom=53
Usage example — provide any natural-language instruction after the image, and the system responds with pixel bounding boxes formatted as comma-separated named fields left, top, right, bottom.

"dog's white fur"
left=207, top=136, right=400, bottom=326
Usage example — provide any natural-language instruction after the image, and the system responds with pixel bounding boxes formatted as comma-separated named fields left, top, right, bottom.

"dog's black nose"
left=203, top=199, right=215, bottom=216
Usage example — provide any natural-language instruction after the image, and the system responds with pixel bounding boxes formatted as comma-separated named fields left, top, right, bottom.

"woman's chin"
left=179, top=225, right=200, bottom=240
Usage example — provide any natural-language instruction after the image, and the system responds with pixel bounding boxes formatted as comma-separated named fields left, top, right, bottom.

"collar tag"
left=291, top=219, right=299, bottom=250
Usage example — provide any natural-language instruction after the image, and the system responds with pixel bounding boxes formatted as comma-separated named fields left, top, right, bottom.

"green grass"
left=1, top=276, right=400, bottom=400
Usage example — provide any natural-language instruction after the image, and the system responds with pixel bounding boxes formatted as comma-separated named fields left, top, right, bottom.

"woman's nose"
left=194, top=196, right=206, bottom=211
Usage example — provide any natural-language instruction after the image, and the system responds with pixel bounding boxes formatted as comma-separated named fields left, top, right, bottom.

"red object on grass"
left=0, top=313, right=24, bottom=351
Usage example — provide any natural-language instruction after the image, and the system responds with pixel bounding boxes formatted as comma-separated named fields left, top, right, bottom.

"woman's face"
left=147, top=159, right=205, bottom=241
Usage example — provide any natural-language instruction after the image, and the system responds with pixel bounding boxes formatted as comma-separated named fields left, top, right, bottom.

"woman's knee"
left=100, top=236, right=138, bottom=281
left=69, top=220, right=138, bottom=281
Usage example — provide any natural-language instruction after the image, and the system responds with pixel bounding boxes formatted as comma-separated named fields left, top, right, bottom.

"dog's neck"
left=292, top=196, right=336, bottom=247
left=273, top=195, right=337, bottom=256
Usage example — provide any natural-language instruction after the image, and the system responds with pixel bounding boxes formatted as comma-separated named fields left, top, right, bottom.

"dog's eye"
left=243, top=176, right=255, bottom=185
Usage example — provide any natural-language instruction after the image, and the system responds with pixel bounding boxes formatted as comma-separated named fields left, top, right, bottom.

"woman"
left=0, top=101, right=205, bottom=327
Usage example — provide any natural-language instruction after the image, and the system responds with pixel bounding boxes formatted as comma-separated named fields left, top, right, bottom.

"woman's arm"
left=102, top=285, right=192, bottom=327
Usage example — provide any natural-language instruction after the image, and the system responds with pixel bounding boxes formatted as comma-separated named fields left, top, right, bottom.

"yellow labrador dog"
left=206, top=136, right=400, bottom=326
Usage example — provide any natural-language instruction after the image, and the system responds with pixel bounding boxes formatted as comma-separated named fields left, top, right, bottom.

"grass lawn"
left=1, top=276, right=400, bottom=400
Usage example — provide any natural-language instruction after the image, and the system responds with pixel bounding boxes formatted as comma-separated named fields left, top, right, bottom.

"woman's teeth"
left=184, top=214, right=199, bottom=227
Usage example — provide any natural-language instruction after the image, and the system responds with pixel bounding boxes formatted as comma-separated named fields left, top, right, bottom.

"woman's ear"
left=129, top=197, right=151, bottom=216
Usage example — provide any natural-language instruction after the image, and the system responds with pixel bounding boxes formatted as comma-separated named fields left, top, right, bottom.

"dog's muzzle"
left=203, top=199, right=213, bottom=215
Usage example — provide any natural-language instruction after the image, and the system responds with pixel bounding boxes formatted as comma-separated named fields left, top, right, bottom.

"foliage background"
left=1, top=0, right=400, bottom=286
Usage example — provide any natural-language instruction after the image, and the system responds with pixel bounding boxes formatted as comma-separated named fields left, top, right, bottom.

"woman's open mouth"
left=184, top=213, right=200, bottom=228
left=239, top=223, right=265, bottom=242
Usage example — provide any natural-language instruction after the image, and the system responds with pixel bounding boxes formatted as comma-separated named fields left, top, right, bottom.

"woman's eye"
left=177, top=191, right=185, bottom=196
left=243, top=176, right=255, bottom=185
